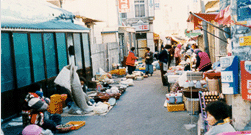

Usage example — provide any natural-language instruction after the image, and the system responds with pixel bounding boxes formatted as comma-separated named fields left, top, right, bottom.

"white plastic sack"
left=99, top=68, right=107, bottom=75
left=93, top=103, right=109, bottom=114
left=126, top=79, right=134, bottom=86
left=106, top=87, right=119, bottom=94
left=71, top=66, right=90, bottom=111
left=54, top=65, right=71, bottom=91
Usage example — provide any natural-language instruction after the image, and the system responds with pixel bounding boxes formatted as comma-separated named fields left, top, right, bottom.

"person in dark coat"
left=144, top=47, right=154, bottom=76
left=158, top=44, right=172, bottom=86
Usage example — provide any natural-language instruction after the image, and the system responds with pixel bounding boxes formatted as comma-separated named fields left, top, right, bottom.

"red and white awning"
left=214, top=5, right=232, bottom=26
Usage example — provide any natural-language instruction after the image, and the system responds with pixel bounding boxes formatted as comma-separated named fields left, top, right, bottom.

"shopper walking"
left=158, top=45, right=172, bottom=86
left=126, top=47, right=138, bottom=75
left=195, top=49, right=212, bottom=72
left=174, top=44, right=182, bottom=66
left=144, top=47, right=154, bottom=76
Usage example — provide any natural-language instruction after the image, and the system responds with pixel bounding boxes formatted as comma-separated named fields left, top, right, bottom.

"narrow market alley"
left=58, top=70, right=198, bottom=135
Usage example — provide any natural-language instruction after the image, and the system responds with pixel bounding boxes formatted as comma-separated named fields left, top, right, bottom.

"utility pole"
left=200, top=0, right=210, bottom=56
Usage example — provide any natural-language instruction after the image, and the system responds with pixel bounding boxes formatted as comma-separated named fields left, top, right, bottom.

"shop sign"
left=239, top=36, right=251, bottom=46
left=237, top=0, right=251, bottom=22
left=241, top=61, right=251, bottom=100
left=132, top=24, right=149, bottom=31
left=148, top=0, right=154, bottom=17
left=119, top=0, right=130, bottom=13
left=220, top=56, right=239, bottom=94
left=155, top=0, right=160, bottom=10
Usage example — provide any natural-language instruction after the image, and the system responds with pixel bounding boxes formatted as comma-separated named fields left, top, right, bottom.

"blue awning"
left=1, top=19, right=90, bottom=31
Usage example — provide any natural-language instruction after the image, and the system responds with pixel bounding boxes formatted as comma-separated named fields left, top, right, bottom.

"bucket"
left=166, top=94, right=175, bottom=104
left=175, top=93, right=183, bottom=103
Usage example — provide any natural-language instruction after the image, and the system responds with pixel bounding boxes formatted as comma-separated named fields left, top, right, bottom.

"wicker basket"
left=56, top=124, right=73, bottom=132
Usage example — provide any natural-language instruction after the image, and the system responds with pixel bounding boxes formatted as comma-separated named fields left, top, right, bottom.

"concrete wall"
left=230, top=0, right=251, bottom=130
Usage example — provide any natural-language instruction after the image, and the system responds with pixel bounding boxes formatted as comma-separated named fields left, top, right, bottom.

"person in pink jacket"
left=174, top=44, right=182, bottom=66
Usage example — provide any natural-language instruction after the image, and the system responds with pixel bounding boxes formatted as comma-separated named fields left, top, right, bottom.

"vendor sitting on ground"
left=22, top=83, right=61, bottom=132
left=205, top=101, right=235, bottom=135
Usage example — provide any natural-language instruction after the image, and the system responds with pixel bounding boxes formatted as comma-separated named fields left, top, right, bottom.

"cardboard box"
left=167, top=103, right=185, bottom=112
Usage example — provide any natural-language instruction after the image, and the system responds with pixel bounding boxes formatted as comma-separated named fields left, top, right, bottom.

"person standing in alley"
left=174, top=44, right=182, bottom=66
left=168, top=45, right=175, bottom=68
left=126, top=47, right=138, bottom=75
left=158, top=45, right=171, bottom=86
left=144, top=47, right=154, bottom=76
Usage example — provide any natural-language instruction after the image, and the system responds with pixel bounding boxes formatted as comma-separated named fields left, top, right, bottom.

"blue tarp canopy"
left=1, top=0, right=90, bottom=31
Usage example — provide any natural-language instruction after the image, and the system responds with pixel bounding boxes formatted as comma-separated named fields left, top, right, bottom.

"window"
left=43, top=33, right=57, bottom=79
left=30, top=33, right=45, bottom=82
left=1, top=33, right=15, bottom=91
left=82, top=33, right=91, bottom=68
left=73, top=33, right=83, bottom=69
left=135, top=0, right=145, bottom=17
left=56, top=33, right=68, bottom=71
left=13, top=33, right=32, bottom=88
left=121, top=13, right=127, bottom=18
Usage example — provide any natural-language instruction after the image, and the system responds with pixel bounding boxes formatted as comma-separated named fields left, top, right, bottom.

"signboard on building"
left=239, top=36, right=251, bottom=46
left=155, top=0, right=160, bottom=10
left=237, top=0, right=251, bottom=22
left=148, top=0, right=155, bottom=17
left=240, top=61, right=251, bottom=100
left=118, top=0, right=130, bottom=13
left=132, top=24, right=149, bottom=31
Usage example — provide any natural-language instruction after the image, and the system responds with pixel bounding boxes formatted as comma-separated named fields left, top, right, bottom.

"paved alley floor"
left=58, top=70, right=198, bottom=135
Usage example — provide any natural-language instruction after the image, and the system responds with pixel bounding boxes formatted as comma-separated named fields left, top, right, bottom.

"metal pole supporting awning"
left=198, top=26, right=228, bottom=43
left=189, top=12, right=230, bottom=35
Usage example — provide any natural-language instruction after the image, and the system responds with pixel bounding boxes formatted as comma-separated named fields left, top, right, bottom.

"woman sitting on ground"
left=205, top=101, right=235, bottom=135
left=22, top=83, right=61, bottom=132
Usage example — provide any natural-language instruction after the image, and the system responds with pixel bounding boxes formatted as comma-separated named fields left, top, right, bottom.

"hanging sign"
left=241, top=61, right=251, bottom=100
left=118, top=0, right=130, bottom=13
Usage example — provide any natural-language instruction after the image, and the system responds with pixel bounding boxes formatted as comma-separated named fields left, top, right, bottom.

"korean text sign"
left=119, top=0, right=130, bottom=13
left=241, top=61, right=251, bottom=100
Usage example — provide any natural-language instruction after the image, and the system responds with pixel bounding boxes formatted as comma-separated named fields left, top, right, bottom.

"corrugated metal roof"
left=1, top=0, right=90, bottom=31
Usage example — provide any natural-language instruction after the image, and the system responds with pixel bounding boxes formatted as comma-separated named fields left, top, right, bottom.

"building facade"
left=120, top=0, right=155, bottom=58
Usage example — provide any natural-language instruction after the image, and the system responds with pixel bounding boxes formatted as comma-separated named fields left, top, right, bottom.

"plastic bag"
left=93, top=102, right=109, bottom=114
left=106, top=87, right=119, bottom=94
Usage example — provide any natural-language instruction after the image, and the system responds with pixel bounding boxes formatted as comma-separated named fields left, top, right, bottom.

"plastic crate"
left=167, top=103, right=185, bottom=112
left=66, top=121, right=86, bottom=130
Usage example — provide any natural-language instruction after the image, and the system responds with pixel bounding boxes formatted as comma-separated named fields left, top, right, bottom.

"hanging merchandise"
left=184, top=80, right=189, bottom=88
left=240, top=61, right=251, bottom=100
left=195, top=80, right=202, bottom=88
left=220, top=56, right=239, bottom=94
left=188, top=81, right=194, bottom=87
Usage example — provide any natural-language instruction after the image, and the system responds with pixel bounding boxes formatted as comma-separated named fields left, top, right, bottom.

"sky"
left=153, top=0, right=197, bottom=40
